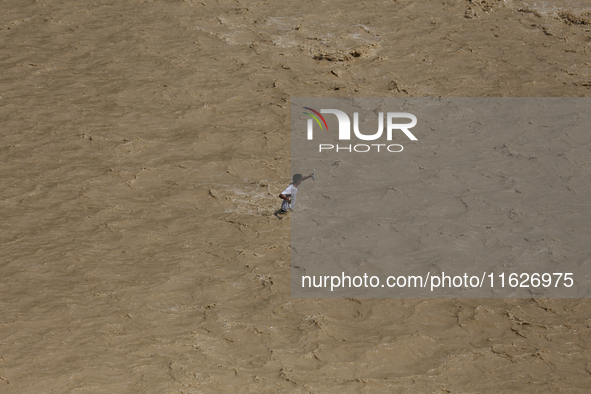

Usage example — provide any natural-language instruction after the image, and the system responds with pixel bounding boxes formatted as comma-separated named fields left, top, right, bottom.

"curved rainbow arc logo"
left=302, top=107, right=328, bottom=131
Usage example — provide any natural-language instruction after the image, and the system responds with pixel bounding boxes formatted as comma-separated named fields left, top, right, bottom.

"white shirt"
left=280, top=184, right=298, bottom=211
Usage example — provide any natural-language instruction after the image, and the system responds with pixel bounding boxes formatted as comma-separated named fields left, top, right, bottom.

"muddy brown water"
left=1, top=0, right=591, bottom=392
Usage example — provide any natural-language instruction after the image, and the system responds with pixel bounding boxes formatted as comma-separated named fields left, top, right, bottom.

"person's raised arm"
left=301, top=172, right=314, bottom=182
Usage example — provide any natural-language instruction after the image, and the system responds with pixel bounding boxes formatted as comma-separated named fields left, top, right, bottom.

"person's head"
left=292, top=173, right=303, bottom=186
